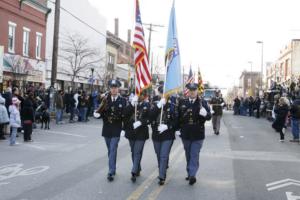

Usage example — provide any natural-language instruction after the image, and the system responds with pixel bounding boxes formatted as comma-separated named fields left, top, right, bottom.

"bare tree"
left=59, top=33, right=104, bottom=89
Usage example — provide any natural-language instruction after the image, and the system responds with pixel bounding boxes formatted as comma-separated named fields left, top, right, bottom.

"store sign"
left=0, top=46, right=3, bottom=83
left=3, top=53, right=45, bottom=83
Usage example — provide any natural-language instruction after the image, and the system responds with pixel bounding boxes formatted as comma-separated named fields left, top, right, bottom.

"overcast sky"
left=89, top=0, right=300, bottom=89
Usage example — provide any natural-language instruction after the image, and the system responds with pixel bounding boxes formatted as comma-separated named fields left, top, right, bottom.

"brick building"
left=105, top=18, right=135, bottom=92
left=266, top=39, right=300, bottom=89
left=239, top=71, right=262, bottom=97
left=0, top=0, right=50, bottom=92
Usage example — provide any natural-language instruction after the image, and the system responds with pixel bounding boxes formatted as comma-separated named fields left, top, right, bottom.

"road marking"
left=146, top=152, right=185, bottom=200
left=286, top=192, right=300, bottom=200
left=201, top=151, right=300, bottom=163
left=266, top=179, right=300, bottom=191
left=266, top=179, right=300, bottom=187
left=0, top=163, right=49, bottom=184
left=126, top=143, right=183, bottom=200
left=43, top=130, right=86, bottom=138
left=267, top=182, right=300, bottom=191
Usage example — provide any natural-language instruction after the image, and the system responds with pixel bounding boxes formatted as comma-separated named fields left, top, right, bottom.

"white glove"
left=131, top=95, right=139, bottom=106
left=133, top=121, right=142, bottom=129
left=199, top=107, right=207, bottom=117
left=210, top=106, right=215, bottom=114
left=158, top=124, right=168, bottom=134
left=221, top=102, right=225, bottom=107
left=120, top=130, right=125, bottom=137
left=93, top=111, right=101, bottom=118
left=175, top=131, right=181, bottom=136
left=157, top=98, right=166, bottom=109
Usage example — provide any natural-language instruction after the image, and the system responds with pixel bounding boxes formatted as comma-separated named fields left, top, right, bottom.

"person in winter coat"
left=21, top=97, right=34, bottom=142
left=254, top=96, right=262, bottom=118
left=9, top=97, right=21, bottom=146
left=0, top=95, right=9, bottom=140
left=289, top=96, right=300, bottom=142
left=272, top=97, right=289, bottom=142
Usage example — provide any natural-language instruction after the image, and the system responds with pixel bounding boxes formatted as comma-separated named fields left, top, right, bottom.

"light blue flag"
left=164, top=0, right=182, bottom=96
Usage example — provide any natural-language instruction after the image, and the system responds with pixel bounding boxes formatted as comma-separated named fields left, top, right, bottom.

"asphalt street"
left=0, top=111, right=300, bottom=200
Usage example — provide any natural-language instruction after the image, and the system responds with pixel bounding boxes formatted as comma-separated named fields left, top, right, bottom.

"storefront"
left=2, top=54, right=45, bottom=94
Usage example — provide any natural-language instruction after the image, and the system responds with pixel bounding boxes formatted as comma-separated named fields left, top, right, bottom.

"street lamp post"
left=256, top=41, right=264, bottom=94
left=90, top=68, right=94, bottom=93
left=248, top=61, right=253, bottom=96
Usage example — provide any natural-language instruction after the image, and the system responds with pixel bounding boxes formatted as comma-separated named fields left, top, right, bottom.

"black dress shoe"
left=131, top=173, right=137, bottom=183
left=189, top=177, right=196, bottom=185
left=185, top=176, right=190, bottom=181
left=107, top=174, right=114, bottom=182
left=158, top=178, right=165, bottom=186
left=136, top=171, right=141, bottom=177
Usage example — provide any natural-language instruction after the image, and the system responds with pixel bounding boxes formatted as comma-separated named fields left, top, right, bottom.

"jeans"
left=69, top=107, right=75, bottom=121
left=79, top=107, right=88, bottom=122
left=182, top=139, right=204, bottom=177
left=56, top=108, right=63, bottom=124
left=291, top=118, right=300, bottom=140
left=104, top=137, right=120, bottom=175
left=153, top=140, right=173, bottom=179
left=10, top=127, right=18, bottom=145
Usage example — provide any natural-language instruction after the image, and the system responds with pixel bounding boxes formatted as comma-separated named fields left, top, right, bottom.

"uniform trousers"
left=153, top=140, right=173, bottom=179
left=212, top=115, right=222, bottom=133
left=129, top=140, right=145, bottom=174
left=182, top=139, right=204, bottom=177
left=104, top=137, right=120, bottom=175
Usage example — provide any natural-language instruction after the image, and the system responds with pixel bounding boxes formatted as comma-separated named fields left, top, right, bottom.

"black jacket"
left=178, top=97, right=211, bottom=141
left=100, top=95, right=126, bottom=138
left=272, top=104, right=289, bottom=132
left=210, top=96, right=224, bottom=116
left=124, top=101, right=150, bottom=141
left=290, top=98, right=300, bottom=119
left=150, top=97, right=178, bottom=141
left=21, top=98, right=34, bottom=122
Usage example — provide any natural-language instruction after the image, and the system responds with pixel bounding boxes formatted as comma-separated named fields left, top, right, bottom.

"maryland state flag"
left=198, top=67, right=204, bottom=95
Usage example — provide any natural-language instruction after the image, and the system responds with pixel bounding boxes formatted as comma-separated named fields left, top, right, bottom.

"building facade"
left=266, top=39, right=300, bottom=89
left=0, top=0, right=50, bottom=92
left=105, top=18, right=134, bottom=92
left=46, top=0, right=107, bottom=91
left=239, top=71, right=261, bottom=97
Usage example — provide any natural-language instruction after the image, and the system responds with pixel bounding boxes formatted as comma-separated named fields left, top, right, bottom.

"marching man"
left=177, top=83, right=211, bottom=185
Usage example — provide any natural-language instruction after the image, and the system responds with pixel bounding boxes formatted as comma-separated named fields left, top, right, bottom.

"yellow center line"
left=126, top=142, right=183, bottom=200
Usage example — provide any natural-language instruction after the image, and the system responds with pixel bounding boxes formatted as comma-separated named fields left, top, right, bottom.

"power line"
left=47, top=0, right=107, bottom=38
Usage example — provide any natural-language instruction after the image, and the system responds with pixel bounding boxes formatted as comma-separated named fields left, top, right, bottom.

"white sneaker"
left=279, top=139, right=284, bottom=142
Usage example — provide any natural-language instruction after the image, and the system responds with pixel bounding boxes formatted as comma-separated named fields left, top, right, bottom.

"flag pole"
left=134, top=70, right=137, bottom=122
left=159, top=60, right=168, bottom=124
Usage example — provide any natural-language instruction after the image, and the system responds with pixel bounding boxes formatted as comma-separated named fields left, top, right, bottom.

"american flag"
left=133, top=0, right=151, bottom=95
left=184, top=66, right=194, bottom=96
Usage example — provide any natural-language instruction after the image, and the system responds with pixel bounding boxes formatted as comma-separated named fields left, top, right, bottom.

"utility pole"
left=143, top=23, right=164, bottom=66
left=50, top=0, right=60, bottom=112
left=143, top=23, right=164, bottom=93
left=51, top=0, right=60, bottom=87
